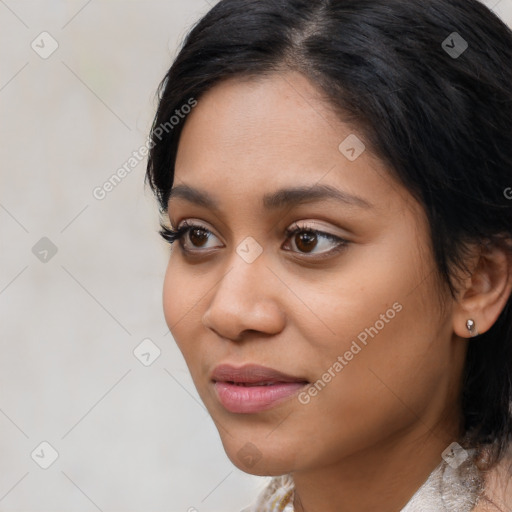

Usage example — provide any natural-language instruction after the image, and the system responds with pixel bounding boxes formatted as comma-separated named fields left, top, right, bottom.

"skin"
left=162, top=71, right=512, bottom=512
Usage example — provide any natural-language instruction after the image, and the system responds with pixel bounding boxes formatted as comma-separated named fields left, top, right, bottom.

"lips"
left=211, top=364, right=309, bottom=413
left=211, top=363, right=308, bottom=385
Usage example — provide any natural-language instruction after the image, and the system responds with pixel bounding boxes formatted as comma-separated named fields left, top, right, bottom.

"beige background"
left=1, top=1, right=511, bottom=511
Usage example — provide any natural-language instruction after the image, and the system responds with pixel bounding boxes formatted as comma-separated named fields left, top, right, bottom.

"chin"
left=227, top=449, right=295, bottom=476
left=217, top=430, right=299, bottom=476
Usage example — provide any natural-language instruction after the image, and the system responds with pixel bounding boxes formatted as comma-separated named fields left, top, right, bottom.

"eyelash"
left=160, top=221, right=349, bottom=259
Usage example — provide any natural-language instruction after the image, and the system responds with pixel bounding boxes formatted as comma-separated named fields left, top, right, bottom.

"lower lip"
left=213, top=381, right=307, bottom=413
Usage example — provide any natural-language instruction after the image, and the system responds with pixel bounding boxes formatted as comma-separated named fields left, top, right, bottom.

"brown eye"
left=284, top=224, right=349, bottom=257
left=171, top=221, right=222, bottom=252
left=168, top=220, right=349, bottom=259
left=188, top=227, right=210, bottom=247
left=294, top=231, right=319, bottom=253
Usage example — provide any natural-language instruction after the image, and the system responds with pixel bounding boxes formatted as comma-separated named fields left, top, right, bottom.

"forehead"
left=173, top=71, right=417, bottom=218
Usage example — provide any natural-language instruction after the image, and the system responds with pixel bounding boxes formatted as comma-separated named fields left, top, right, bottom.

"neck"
left=292, top=417, right=462, bottom=512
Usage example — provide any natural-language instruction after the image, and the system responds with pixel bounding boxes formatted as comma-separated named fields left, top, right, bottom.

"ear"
left=453, top=239, right=512, bottom=339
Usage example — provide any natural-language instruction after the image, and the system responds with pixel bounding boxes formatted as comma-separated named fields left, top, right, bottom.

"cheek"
left=262, top=285, right=449, bottom=472
left=288, top=233, right=428, bottom=359
left=328, top=288, right=444, bottom=423
left=162, top=257, right=200, bottom=354
left=290, top=240, right=448, bottom=428
left=162, top=257, right=215, bottom=379
left=162, top=259, right=180, bottom=333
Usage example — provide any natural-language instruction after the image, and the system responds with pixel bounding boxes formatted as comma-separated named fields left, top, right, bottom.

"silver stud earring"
left=466, top=319, right=478, bottom=337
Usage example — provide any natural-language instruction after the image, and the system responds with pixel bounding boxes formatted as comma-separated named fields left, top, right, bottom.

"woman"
left=145, top=0, right=512, bottom=510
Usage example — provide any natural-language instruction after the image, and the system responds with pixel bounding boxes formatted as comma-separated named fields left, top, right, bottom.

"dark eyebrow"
left=167, top=183, right=373, bottom=211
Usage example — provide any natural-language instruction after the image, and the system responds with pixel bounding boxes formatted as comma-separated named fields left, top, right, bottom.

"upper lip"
left=211, top=364, right=309, bottom=384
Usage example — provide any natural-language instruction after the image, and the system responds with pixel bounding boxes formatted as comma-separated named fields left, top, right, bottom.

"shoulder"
left=473, top=442, right=512, bottom=512
left=241, top=475, right=294, bottom=512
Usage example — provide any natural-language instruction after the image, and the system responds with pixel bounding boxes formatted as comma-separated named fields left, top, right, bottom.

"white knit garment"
left=242, top=450, right=484, bottom=512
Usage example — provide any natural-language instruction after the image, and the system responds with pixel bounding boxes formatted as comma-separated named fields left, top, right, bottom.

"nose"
left=201, top=253, right=286, bottom=342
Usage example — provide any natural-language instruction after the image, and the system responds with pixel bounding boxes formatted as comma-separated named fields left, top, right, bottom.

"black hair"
left=145, top=0, right=512, bottom=469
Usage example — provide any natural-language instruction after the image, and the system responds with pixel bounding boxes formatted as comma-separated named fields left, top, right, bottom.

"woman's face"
left=163, top=71, right=466, bottom=475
